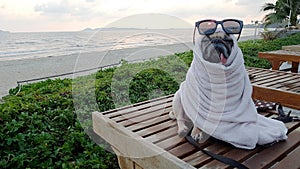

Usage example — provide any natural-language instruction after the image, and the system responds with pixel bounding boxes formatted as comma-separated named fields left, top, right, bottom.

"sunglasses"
left=193, top=19, right=243, bottom=43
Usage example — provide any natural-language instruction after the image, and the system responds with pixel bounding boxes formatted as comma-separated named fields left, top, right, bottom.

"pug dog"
left=170, top=19, right=287, bottom=149
left=169, top=28, right=235, bottom=142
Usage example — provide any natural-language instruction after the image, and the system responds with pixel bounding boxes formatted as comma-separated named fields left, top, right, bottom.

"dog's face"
left=200, top=31, right=234, bottom=65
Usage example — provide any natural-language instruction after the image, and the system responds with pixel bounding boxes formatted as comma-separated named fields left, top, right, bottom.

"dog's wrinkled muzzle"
left=210, top=37, right=233, bottom=64
left=200, top=29, right=234, bottom=65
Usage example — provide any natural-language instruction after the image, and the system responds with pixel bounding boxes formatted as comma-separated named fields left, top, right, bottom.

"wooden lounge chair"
left=92, top=67, right=300, bottom=169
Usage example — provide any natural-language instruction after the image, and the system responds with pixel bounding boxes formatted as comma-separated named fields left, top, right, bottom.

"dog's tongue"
left=220, top=53, right=227, bottom=65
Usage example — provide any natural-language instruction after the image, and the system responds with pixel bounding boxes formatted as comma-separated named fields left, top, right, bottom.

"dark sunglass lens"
left=223, top=20, right=241, bottom=34
left=198, top=21, right=216, bottom=35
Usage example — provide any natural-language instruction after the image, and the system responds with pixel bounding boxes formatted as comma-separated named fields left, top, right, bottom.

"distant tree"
left=261, top=0, right=300, bottom=27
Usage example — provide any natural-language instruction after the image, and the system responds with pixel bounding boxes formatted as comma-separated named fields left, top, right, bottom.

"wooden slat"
left=261, top=75, right=296, bottom=88
left=271, top=77, right=300, bottom=91
left=188, top=143, right=232, bottom=168
left=243, top=131, right=300, bottom=169
left=155, top=134, right=186, bottom=150
left=168, top=142, right=199, bottom=158
left=202, top=147, right=261, bottom=169
left=104, top=95, right=173, bottom=118
left=119, top=107, right=171, bottom=127
left=111, top=102, right=172, bottom=122
left=253, top=74, right=292, bottom=86
left=127, top=113, right=173, bottom=131
left=286, top=121, right=300, bottom=134
left=182, top=144, right=213, bottom=163
left=134, top=118, right=176, bottom=137
left=145, top=126, right=178, bottom=143
left=103, top=95, right=171, bottom=116
left=188, top=112, right=300, bottom=169
left=249, top=71, right=281, bottom=82
left=288, top=86, right=300, bottom=92
left=271, top=146, right=300, bottom=169
left=246, top=68, right=266, bottom=75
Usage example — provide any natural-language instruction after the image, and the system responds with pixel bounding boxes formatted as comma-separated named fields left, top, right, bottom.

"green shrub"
left=95, top=55, right=188, bottom=110
left=260, top=29, right=287, bottom=41
left=0, top=79, right=119, bottom=169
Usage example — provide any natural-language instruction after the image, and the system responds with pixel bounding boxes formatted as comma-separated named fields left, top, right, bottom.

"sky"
left=0, top=0, right=277, bottom=32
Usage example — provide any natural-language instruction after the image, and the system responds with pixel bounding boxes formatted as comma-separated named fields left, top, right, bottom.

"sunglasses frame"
left=193, top=19, right=244, bottom=44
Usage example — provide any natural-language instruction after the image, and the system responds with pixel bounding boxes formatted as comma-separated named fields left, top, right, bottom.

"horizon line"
left=1, top=24, right=267, bottom=33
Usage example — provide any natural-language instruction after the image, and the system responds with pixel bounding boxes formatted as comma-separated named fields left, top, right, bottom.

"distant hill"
left=81, top=27, right=146, bottom=32
left=82, top=24, right=280, bottom=32
left=0, top=29, right=10, bottom=33
left=244, top=22, right=292, bottom=29
left=82, top=28, right=94, bottom=31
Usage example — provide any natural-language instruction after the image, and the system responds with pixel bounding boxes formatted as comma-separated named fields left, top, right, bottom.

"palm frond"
left=261, top=3, right=275, bottom=12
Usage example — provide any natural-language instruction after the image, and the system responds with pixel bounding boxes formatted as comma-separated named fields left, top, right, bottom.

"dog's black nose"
left=211, top=38, right=223, bottom=44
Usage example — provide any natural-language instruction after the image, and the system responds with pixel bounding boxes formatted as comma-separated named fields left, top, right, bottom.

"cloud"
left=106, top=13, right=193, bottom=29
left=235, top=0, right=277, bottom=8
left=34, top=0, right=97, bottom=16
left=235, top=0, right=264, bottom=6
left=34, top=2, right=70, bottom=14
left=168, top=2, right=244, bottom=19
left=0, top=0, right=278, bottom=32
left=33, top=0, right=268, bottom=24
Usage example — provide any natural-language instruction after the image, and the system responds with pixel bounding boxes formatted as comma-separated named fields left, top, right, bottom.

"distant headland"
left=0, top=29, right=10, bottom=33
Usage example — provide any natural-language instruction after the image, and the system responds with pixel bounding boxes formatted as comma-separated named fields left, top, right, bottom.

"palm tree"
left=288, top=0, right=300, bottom=26
left=261, top=0, right=300, bottom=27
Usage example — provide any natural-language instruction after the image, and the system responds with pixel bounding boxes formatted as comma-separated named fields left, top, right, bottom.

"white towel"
left=176, top=35, right=288, bottom=149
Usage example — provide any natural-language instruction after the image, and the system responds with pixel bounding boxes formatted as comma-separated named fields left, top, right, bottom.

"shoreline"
left=0, top=36, right=258, bottom=98
left=0, top=42, right=194, bottom=98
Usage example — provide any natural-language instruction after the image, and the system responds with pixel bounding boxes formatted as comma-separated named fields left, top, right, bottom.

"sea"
left=0, top=28, right=263, bottom=61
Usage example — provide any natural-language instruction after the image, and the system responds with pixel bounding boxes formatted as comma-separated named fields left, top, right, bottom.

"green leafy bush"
left=1, top=32, right=299, bottom=168
left=240, top=32, right=300, bottom=68
left=1, top=79, right=119, bottom=169
left=260, top=29, right=287, bottom=41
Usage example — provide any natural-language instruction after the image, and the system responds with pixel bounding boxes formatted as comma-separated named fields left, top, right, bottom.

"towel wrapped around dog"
left=175, top=35, right=288, bottom=149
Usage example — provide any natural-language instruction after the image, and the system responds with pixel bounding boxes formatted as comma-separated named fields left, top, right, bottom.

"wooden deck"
left=93, top=67, right=300, bottom=169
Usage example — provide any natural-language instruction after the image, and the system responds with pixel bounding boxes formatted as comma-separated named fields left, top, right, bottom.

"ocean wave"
left=0, top=28, right=258, bottom=61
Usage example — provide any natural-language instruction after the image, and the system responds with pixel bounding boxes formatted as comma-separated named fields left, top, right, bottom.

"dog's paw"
left=192, top=132, right=210, bottom=143
left=178, top=125, right=189, bottom=137
left=169, top=111, right=176, bottom=120
left=192, top=133, right=202, bottom=142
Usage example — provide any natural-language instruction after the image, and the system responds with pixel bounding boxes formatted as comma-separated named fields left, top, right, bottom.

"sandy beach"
left=0, top=42, right=194, bottom=98
left=0, top=35, right=268, bottom=99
